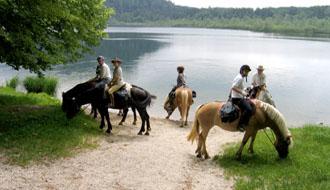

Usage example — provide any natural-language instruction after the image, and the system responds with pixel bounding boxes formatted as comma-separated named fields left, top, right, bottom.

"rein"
left=263, top=128, right=276, bottom=148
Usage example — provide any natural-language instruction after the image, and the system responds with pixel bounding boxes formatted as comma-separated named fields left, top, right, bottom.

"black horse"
left=62, top=80, right=99, bottom=118
left=62, top=81, right=137, bottom=123
left=65, top=85, right=156, bottom=135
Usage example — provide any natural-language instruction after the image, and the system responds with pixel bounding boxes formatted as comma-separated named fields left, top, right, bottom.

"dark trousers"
left=232, top=98, right=252, bottom=126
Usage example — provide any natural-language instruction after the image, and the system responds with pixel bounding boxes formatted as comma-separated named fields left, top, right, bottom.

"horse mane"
left=258, top=101, right=291, bottom=139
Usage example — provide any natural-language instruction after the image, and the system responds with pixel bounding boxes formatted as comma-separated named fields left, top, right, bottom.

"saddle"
left=103, top=83, right=132, bottom=109
left=220, top=99, right=256, bottom=123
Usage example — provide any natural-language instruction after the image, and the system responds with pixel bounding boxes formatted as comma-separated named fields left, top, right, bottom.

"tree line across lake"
left=106, top=0, right=330, bottom=37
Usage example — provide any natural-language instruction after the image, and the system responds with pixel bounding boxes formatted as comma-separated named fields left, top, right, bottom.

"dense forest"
left=105, top=0, right=330, bottom=37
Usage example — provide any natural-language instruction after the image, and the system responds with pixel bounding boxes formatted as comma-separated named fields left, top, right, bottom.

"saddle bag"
left=220, top=101, right=240, bottom=123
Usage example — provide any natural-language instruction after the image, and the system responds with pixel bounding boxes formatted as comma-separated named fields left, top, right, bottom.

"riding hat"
left=257, top=65, right=264, bottom=71
left=111, top=57, right=121, bottom=64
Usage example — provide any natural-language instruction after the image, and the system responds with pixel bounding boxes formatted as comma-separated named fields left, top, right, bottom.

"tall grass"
left=5, top=76, right=19, bottom=89
left=23, top=76, right=58, bottom=96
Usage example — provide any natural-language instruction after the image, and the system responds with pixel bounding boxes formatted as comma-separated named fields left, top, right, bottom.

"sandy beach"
left=0, top=110, right=243, bottom=190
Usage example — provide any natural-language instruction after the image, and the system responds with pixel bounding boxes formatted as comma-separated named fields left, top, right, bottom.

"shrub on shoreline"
left=23, top=76, right=58, bottom=96
left=5, top=76, right=19, bottom=90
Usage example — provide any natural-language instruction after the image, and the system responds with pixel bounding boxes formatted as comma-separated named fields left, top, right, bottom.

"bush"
left=5, top=76, right=19, bottom=89
left=23, top=76, right=58, bottom=96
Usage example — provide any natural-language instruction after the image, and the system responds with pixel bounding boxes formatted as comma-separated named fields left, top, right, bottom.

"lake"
left=1, top=27, right=330, bottom=126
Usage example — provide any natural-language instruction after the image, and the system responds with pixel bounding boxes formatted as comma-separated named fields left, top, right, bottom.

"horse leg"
left=117, top=109, right=123, bottom=116
left=145, top=111, right=151, bottom=135
left=92, top=104, right=98, bottom=119
left=236, top=132, right=252, bottom=160
left=201, top=127, right=211, bottom=159
left=248, top=131, right=258, bottom=153
left=104, top=108, right=112, bottom=134
left=119, top=108, right=129, bottom=125
left=196, top=132, right=204, bottom=158
left=98, top=107, right=105, bottom=130
left=137, top=109, right=146, bottom=135
left=132, top=107, right=137, bottom=125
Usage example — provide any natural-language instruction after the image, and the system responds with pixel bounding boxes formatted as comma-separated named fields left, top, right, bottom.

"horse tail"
left=181, top=89, right=188, bottom=122
left=187, top=105, right=202, bottom=144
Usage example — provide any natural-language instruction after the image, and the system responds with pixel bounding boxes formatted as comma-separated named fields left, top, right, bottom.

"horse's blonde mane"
left=258, top=101, right=291, bottom=139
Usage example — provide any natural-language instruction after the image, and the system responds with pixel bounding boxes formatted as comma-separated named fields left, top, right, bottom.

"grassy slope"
left=0, top=87, right=100, bottom=166
left=214, top=126, right=330, bottom=190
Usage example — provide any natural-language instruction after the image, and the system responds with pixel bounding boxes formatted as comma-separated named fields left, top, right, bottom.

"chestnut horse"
left=187, top=99, right=292, bottom=160
left=164, top=87, right=193, bottom=127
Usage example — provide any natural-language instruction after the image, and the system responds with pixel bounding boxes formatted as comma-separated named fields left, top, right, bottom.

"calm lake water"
left=1, top=27, right=330, bottom=126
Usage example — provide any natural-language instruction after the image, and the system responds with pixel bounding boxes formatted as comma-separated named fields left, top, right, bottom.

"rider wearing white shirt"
left=230, top=65, right=252, bottom=132
left=251, top=65, right=266, bottom=98
left=95, top=56, right=111, bottom=88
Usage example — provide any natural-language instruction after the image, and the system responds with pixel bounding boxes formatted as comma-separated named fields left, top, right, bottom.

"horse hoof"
left=204, top=155, right=210, bottom=159
left=119, top=122, right=123, bottom=125
left=106, top=130, right=111, bottom=134
left=138, top=132, right=143, bottom=135
left=180, top=125, right=184, bottom=128
left=133, top=122, right=137, bottom=125
left=100, top=125, right=104, bottom=129
left=196, top=153, right=202, bottom=158
left=248, top=149, right=254, bottom=154
left=145, top=132, right=149, bottom=136
left=165, top=116, right=170, bottom=119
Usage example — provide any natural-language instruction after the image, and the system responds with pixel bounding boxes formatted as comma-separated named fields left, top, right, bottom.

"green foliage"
left=0, top=87, right=60, bottom=106
left=0, top=0, right=113, bottom=75
left=23, top=76, right=58, bottom=96
left=5, top=76, right=19, bottom=89
left=0, top=87, right=100, bottom=166
left=106, top=0, right=330, bottom=37
left=214, top=126, right=330, bottom=190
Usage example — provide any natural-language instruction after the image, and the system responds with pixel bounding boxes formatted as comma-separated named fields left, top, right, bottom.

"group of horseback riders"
left=89, top=56, right=269, bottom=133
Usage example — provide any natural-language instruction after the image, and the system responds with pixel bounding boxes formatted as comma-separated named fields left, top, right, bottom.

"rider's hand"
left=242, top=91, right=247, bottom=96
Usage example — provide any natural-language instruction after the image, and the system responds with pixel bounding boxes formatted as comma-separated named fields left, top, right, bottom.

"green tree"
left=0, top=0, right=113, bottom=75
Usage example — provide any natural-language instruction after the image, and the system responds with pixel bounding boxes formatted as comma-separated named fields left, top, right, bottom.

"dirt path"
left=0, top=113, right=243, bottom=190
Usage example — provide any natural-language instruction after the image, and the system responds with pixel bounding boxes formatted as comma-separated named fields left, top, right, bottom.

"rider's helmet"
left=240, top=65, right=251, bottom=74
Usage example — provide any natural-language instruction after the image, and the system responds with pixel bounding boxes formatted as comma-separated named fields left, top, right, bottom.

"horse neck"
left=67, top=82, right=95, bottom=97
left=259, top=100, right=289, bottom=141
left=75, top=88, right=99, bottom=106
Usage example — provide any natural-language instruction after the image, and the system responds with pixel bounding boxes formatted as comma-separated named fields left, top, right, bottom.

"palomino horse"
left=187, top=99, right=292, bottom=160
left=164, top=87, right=193, bottom=127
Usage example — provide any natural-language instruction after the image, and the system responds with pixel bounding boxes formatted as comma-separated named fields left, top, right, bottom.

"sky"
left=170, top=0, right=330, bottom=9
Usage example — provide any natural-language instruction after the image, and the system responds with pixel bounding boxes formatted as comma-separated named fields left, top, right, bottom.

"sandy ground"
left=0, top=111, right=243, bottom=190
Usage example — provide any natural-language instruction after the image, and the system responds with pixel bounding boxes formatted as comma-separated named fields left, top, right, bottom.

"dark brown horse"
left=64, top=85, right=156, bottom=135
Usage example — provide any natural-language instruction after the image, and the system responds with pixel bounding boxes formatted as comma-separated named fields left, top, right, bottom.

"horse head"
left=275, top=135, right=292, bottom=158
left=64, top=97, right=80, bottom=119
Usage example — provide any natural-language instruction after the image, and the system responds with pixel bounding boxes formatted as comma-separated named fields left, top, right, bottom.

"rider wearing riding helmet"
left=229, top=65, right=253, bottom=132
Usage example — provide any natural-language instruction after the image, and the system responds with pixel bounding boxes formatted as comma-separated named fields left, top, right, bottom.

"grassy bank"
left=0, top=87, right=100, bottom=166
left=214, top=126, right=330, bottom=190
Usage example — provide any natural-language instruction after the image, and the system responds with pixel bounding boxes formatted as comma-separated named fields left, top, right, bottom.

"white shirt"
left=232, top=74, right=245, bottom=98
left=252, top=73, right=266, bottom=86
left=99, top=63, right=111, bottom=79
